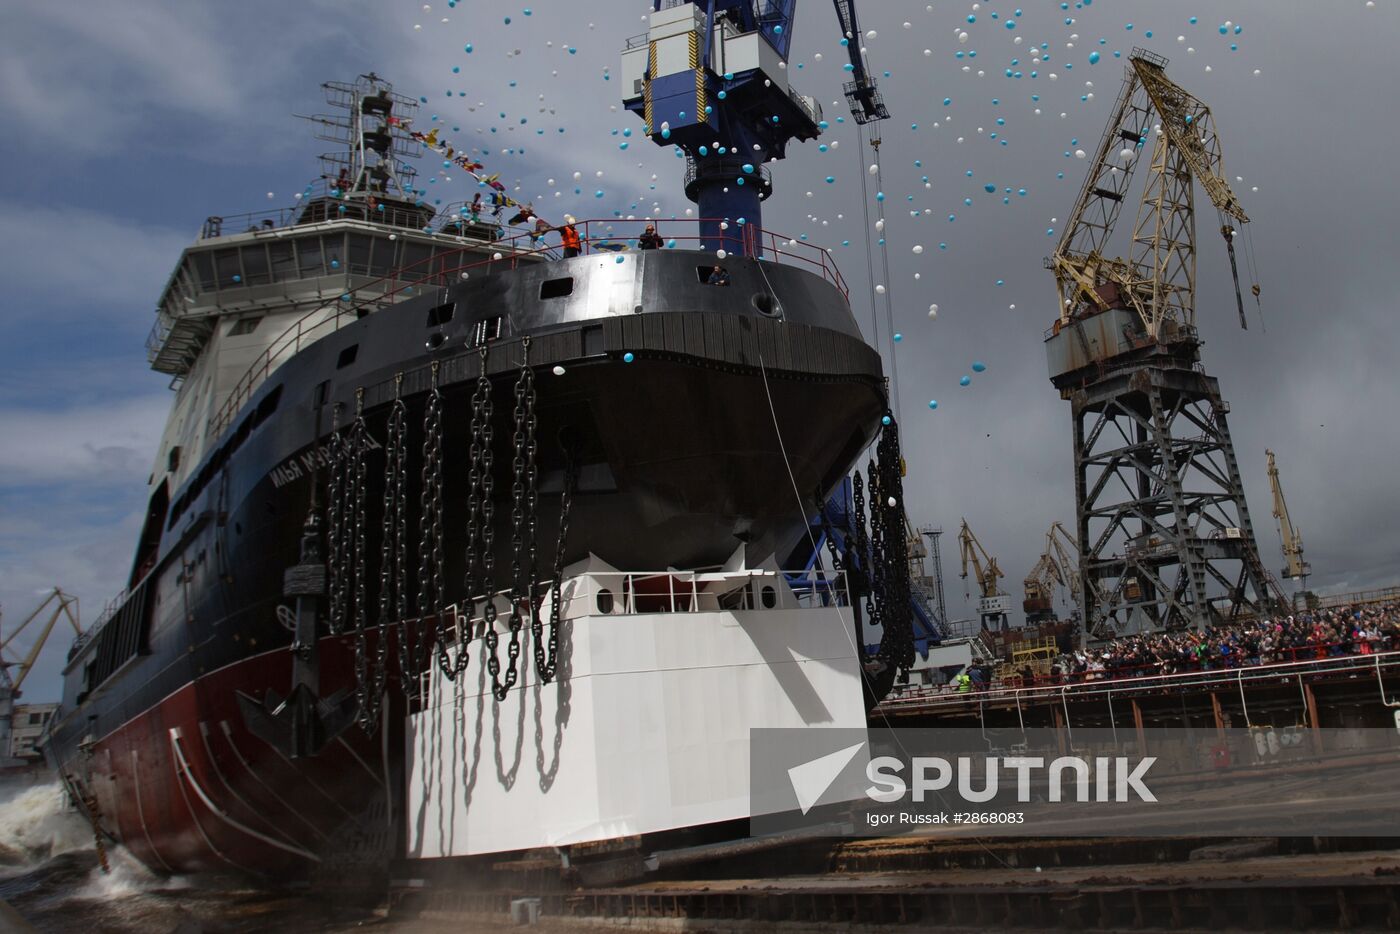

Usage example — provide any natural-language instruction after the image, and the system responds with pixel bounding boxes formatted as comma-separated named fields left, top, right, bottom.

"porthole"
left=596, top=588, right=614, bottom=615
left=760, top=585, right=777, bottom=609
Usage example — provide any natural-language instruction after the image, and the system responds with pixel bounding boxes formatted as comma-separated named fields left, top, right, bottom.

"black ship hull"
left=47, top=250, right=886, bottom=875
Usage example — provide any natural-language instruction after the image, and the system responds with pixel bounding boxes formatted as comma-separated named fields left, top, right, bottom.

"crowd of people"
left=1029, top=603, right=1400, bottom=685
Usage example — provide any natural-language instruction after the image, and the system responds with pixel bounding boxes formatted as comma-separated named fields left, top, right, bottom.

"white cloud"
left=0, top=205, right=191, bottom=316
left=0, top=395, right=168, bottom=484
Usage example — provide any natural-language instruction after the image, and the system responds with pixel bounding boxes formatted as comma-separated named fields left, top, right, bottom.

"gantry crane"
left=622, top=0, right=886, bottom=255
left=1044, top=49, right=1277, bottom=641
left=1267, top=449, right=1311, bottom=586
left=1, top=588, right=82, bottom=764
left=1023, top=521, right=1081, bottom=625
left=958, top=519, right=1010, bottom=631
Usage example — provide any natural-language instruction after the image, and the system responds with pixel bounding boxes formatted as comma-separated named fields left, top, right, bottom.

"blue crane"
left=621, top=1, right=887, bottom=256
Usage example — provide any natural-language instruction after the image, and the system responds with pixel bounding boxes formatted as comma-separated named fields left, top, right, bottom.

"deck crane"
left=1, top=588, right=82, bottom=765
left=1267, top=449, right=1311, bottom=586
left=622, top=1, right=887, bottom=255
left=958, top=519, right=1010, bottom=631
left=1044, top=49, right=1278, bottom=641
left=1023, top=522, right=1081, bottom=625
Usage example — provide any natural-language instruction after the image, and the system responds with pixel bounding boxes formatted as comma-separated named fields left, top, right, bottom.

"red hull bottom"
left=57, top=637, right=396, bottom=878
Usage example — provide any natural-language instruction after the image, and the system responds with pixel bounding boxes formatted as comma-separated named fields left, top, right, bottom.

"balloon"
left=912, top=244, right=923, bottom=254
left=928, top=400, right=938, bottom=409
left=552, top=365, right=566, bottom=376
left=928, top=303, right=939, bottom=318
left=972, top=361, right=987, bottom=372
left=960, top=375, right=971, bottom=386
left=893, top=333, right=903, bottom=342
left=623, top=352, right=635, bottom=363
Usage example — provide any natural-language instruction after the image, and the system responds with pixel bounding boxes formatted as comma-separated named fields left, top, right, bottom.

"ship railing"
left=878, top=647, right=1400, bottom=714
left=193, top=179, right=515, bottom=242
left=442, top=568, right=851, bottom=643
left=208, top=217, right=850, bottom=441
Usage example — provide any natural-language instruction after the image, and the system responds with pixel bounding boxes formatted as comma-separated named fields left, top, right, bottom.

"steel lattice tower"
left=1045, top=50, right=1280, bottom=642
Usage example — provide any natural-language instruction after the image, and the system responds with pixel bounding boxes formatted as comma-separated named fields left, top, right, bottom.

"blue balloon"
left=959, top=375, right=972, bottom=387
left=972, top=361, right=987, bottom=372
left=881, top=415, right=892, bottom=425
left=623, top=352, right=635, bottom=363
left=893, top=333, right=903, bottom=342
left=928, top=400, right=938, bottom=410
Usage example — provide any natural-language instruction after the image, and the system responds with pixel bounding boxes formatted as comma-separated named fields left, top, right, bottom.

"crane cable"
left=854, top=123, right=902, bottom=422
left=853, top=122, right=882, bottom=356
left=871, top=139, right=902, bottom=423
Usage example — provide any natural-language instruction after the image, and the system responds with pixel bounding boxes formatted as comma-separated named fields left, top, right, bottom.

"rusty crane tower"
left=1045, top=48, right=1280, bottom=642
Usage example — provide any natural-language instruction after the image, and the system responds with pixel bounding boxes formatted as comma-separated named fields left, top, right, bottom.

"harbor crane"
left=1043, top=48, right=1277, bottom=641
left=958, top=519, right=1011, bottom=631
left=1023, top=521, right=1081, bottom=625
left=622, top=0, right=887, bottom=255
left=1267, top=449, right=1311, bottom=586
left=1, top=588, right=82, bottom=765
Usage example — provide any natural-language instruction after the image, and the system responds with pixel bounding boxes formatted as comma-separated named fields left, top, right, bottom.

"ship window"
left=399, top=242, right=432, bottom=281
left=191, top=252, right=217, bottom=290
left=228, top=316, right=262, bottom=336
left=240, top=244, right=271, bottom=286
left=255, top=385, right=282, bottom=424
left=298, top=237, right=324, bottom=277
left=337, top=344, right=359, bottom=369
left=215, top=248, right=243, bottom=287
left=469, top=316, right=502, bottom=348
left=426, top=302, right=455, bottom=327
left=369, top=236, right=399, bottom=278
left=540, top=277, right=574, bottom=300
left=582, top=324, right=605, bottom=356
left=167, top=446, right=181, bottom=472
left=268, top=240, right=296, bottom=281
left=347, top=234, right=373, bottom=276
left=314, top=380, right=330, bottom=407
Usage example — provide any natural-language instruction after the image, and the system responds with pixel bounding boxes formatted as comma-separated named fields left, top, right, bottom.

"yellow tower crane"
left=1, top=588, right=82, bottom=764
left=1023, top=521, right=1081, bottom=625
left=958, top=519, right=1010, bottom=630
left=1266, top=450, right=1311, bottom=586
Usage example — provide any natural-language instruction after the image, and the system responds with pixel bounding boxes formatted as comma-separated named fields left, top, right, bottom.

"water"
left=0, top=776, right=411, bottom=932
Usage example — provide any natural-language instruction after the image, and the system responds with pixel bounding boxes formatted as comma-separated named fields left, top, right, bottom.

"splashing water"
left=0, top=782, right=91, bottom=870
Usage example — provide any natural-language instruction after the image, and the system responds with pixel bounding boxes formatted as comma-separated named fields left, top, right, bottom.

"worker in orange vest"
left=558, top=217, right=581, bottom=258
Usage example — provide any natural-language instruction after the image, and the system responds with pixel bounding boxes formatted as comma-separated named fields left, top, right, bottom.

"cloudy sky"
left=2, top=0, right=1396, bottom=700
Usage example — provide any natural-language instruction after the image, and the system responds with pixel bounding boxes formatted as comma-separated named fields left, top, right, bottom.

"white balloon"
left=928, top=303, right=939, bottom=318
left=1075, top=149, right=1087, bottom=159
left=912, top=244, right=924, bottom=254
left=552, top=365, right=566, bottom=376
left=716, top=248, right=728, bottom=259
left=869, top=164, right=879, bottom=175
left=875, top=284, right=886, bottom=294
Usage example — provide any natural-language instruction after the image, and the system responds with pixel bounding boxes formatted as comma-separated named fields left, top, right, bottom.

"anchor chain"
left=489, top=339, right=535, bottom=701
left=349, top=391, right=369, bottom=652
left=450, top=344, right=494, bottom=679
left=866, top=460, right=887, bottom=638
left=362, top=377, right=406, bottom=729
left=326, top=404, right=348, bottom=633
left=874, top=415, right=915, bottom=672
left=415, top=362, right=446, bottom=697
left=852, top=471, right=879, bottom=633
left=536, top=451, right=577, bottom=684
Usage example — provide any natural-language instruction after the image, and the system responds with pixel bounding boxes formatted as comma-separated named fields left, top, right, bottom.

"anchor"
left=238, top=512, right=358, bottom=758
